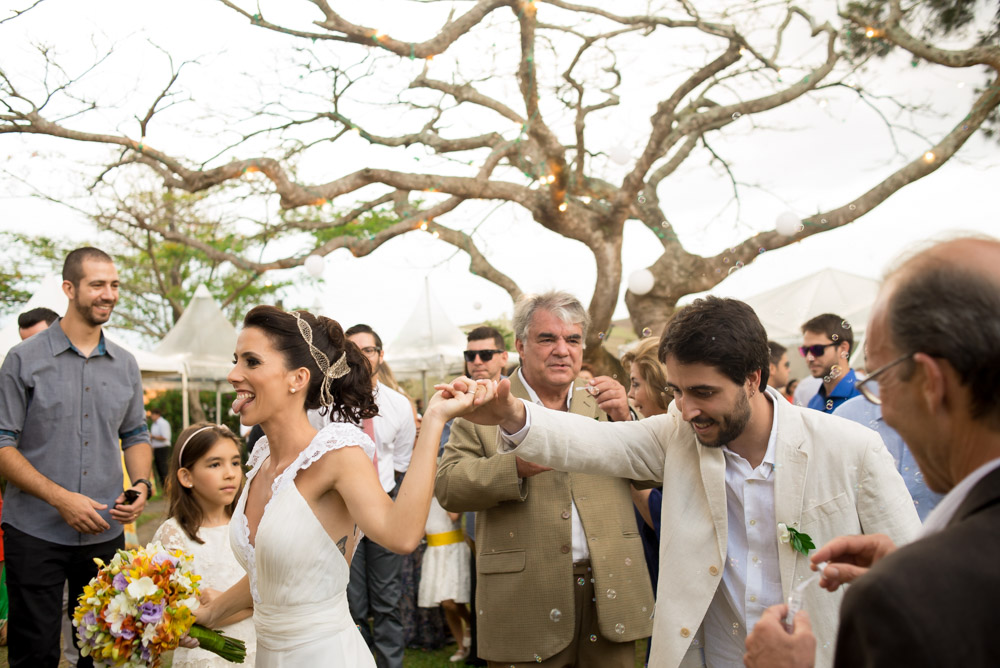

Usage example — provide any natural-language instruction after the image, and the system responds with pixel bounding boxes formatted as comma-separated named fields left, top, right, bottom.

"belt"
left=426, top=529, right=465, bottom=547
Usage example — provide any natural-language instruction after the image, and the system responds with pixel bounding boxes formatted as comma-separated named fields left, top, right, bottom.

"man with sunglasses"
left=436, top=292, right=653, bottom=667
left=799, top=314, right=862, bottom=413
left=745, top=236, right=1000, bottom=668
left=465, top=327, right=509, bottom=382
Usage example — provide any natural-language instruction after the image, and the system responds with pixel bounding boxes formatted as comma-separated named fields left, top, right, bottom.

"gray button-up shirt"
left=0, top=319, right=149, bottom=545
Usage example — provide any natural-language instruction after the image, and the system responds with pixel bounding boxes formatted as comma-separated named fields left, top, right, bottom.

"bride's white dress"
left=230, top=422, right=378, bottom=667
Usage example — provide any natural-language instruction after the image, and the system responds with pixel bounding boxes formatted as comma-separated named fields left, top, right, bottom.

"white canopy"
left=386, top=280, right=468, bottom=399
left=387, top=280, right=467, bottom=376
left=154, top=284, right=237, bottom=382
left=742, top=268, right=881, bottom=343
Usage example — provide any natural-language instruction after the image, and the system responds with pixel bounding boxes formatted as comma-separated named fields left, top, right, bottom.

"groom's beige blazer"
left=435, top=371, right=654, bottom=663
left=499, top=388, right=921, bottom=668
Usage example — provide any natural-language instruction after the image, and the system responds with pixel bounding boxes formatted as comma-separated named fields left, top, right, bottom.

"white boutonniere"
left=777, top=522, right=815, bottom=556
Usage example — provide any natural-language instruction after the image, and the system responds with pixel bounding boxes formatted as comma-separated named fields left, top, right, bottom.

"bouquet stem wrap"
left=188, top=624, right=246, bottom=662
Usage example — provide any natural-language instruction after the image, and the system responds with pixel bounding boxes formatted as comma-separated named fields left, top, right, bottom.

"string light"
left=922, top=151, right=936, bottom=163
left=545, top=174, right=556, bottom=184
left=431, top=230, right=440, bottom=238
left=419, top=221, right=428, bottom=231
left=558, top=202, right=568, bottom=212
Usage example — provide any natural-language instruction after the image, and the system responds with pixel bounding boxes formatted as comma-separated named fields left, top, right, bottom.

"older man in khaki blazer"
left=435, top=291, right=654, bottom=667
left=458, top=297, right=921, bottom=668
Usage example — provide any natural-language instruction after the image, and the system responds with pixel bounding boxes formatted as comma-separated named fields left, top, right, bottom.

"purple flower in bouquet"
left=120, top=627, right=136, bottom=640
left=139, top=601, right=165, bottom=624
left=83, top=610, right=97, bottom=627
left=152, top=551, right=178, bottom=567
left=112, top=572, right=128, bottom=591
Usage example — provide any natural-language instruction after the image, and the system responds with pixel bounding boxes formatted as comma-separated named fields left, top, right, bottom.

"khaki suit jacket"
left=434, top=371, right=654, bottom=663
left=499, top=388, right=922, bottom=668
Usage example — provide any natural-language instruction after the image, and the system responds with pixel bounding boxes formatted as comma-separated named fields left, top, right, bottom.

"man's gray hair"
left=512, top=291, right=590, bottom=341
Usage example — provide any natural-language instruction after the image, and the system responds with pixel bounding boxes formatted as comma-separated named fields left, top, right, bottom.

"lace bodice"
left=230, top=422, right=376, bottom=603
left=152, top=518, right=257, bottom=667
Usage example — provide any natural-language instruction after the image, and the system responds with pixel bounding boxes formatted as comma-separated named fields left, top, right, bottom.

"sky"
left=1, top=0, right=997, bottom=349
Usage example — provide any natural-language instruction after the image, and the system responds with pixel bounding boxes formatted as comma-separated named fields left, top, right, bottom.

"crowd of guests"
left=1, top=236, right=998, bottom=667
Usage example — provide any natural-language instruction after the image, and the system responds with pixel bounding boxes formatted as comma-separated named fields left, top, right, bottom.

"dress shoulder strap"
left=271, top=422, right=376, bottom=496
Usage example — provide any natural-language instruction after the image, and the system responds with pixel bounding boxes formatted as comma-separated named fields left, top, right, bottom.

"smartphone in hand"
left=121, top=489, right=140, bottom=505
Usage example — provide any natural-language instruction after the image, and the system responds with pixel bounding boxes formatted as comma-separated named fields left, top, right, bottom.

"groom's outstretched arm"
left=453, top=377, right=527, bottom=433
left=497, top=402, right=673, bottom=483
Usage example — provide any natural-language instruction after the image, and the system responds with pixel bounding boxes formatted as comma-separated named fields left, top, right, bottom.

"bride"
left=192, top=305, right=493, bottom=665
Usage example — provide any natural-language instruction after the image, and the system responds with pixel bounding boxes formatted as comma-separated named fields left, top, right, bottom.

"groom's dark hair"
left=659, top=296, right=771, bottom=391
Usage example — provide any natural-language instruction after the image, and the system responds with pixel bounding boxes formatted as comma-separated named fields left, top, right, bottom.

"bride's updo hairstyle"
left=242, top=305, right=378, bottom=424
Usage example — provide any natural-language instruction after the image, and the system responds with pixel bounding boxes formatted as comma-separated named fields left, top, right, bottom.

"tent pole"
left=421, top=370, right=428, bottom=407
left=181, top=369, right=190, bottom=429
left=215, top=383, right=222, bottom=425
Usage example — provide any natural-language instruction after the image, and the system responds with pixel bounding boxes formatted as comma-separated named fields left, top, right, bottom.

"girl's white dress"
left=418, top=496, right=471, bottom=607
left=152, top=518, right=257, bottom=667
left=230, top=423, right=378, bottom=667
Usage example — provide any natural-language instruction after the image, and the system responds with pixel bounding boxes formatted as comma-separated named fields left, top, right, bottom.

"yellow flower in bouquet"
left=73, top=541, right=244, bottom=666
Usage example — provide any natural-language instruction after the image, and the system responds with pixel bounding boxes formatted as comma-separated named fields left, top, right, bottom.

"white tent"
left=0, top=275, right=183, bottom=377
left=154, top=284, right=238, bottom=427
left=386, top=280, right=468, bottom=401
left=743, top=268, right=880, bottom=343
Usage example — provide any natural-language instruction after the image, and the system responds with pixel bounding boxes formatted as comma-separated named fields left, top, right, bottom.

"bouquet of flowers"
left=73, top=541, right=245, bottom=666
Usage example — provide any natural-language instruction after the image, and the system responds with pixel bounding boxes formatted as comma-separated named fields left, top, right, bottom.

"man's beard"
left=691, top=388, right=751, bottom=448
left=74, top=297, right=114, bottom=327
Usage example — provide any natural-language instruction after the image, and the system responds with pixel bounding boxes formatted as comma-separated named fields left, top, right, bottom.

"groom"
left=460, top=296, right=921, bottom=668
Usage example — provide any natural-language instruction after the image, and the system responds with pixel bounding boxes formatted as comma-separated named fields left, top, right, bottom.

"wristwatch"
left=133, top=478, right=154, bottom=498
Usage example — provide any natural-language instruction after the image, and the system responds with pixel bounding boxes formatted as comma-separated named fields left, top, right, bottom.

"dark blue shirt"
left=0, top=320, right=149, bottom=545
left=808, top=368, right=862, bottom=414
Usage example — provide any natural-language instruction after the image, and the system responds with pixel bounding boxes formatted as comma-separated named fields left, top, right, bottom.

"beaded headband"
left=176, top=424, right=231, bottom=468
left=290, top=310, right=350, bottom=408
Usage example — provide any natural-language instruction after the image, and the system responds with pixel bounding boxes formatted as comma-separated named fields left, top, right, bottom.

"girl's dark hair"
left=168, top=422, right=245, bottom=544
left=242, top=305, right=378, bottom=424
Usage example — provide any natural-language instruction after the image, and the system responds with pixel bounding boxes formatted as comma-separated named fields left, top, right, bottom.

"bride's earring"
left=290, top=387, right=297, bottom=394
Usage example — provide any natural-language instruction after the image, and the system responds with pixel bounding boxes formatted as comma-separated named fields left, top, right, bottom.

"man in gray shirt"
left=0, top=247, right=153, bottom=668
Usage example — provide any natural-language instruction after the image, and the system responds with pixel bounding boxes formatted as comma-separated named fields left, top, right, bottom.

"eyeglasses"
left=464, top=349, right=504, bottom=363
left=856, top=352, right=915, bottom=405
left=799, top=342, right=839, bottom=358
left=360, top=346, right=382, bottom=356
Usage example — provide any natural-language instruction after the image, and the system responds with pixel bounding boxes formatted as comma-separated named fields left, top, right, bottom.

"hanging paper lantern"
left=304, top=254, right=325, bottom=278
left=609, top=144, right=631, bottom=165
left=775, top=211, right=801, bottom=236
left=627, top=269, right=655, bottom=295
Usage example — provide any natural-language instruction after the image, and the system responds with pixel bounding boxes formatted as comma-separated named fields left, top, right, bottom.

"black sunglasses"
left=464, top=349, right=504, bottom=362
left=799, top=342, right=840, bottom=358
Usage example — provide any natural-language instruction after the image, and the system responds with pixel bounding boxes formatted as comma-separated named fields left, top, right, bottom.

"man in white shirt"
left=459, top=296, right=920, bottom=668
left=148, top=408, right=172, bottom=488
left=745, top=236, right=1000, bottom=668
left=343, top=324, right=415, bottom=668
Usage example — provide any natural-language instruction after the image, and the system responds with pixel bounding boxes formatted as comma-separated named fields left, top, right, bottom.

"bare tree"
left=2, top=0, right=997, bottom=369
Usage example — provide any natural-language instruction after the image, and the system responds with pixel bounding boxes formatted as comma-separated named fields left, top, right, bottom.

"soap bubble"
left=550, top=609, right=562, bottom=622
left=615, top=623, right=625, bottom=634
left=606, top=589, right=617, bottom=599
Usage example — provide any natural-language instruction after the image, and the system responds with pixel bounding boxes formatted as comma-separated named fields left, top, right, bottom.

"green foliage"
left=308, top=205, right=406, bottom=243
left=842, top=0, right=1000, bottom=139
left=145, top=389, right=242, bottom=437
left=787, top=527, right=816, bottom=556
left=0, top=187, right=293, bottom=342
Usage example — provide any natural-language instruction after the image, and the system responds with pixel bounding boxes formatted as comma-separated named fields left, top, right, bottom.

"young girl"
left=418, top=496, right=472, bottom=662
left=152, top=422, right=257, bottom=667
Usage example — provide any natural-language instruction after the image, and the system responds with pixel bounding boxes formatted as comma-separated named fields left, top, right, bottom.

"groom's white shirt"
left=500, top=387, right=921, bottom=668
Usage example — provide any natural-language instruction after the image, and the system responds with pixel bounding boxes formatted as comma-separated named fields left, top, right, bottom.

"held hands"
left=585, top=375, right=632, bottom=422
left=428, top=376, right=499, bottom=422
left=55, top=490, right=111, bottom=534
left=435, top=376, right=525, bottom=432
left=744, top=604, right=816, bottom=668
left=110, top=485, right=148, bottom=526
left=810, top=533, right=897, bottom=592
